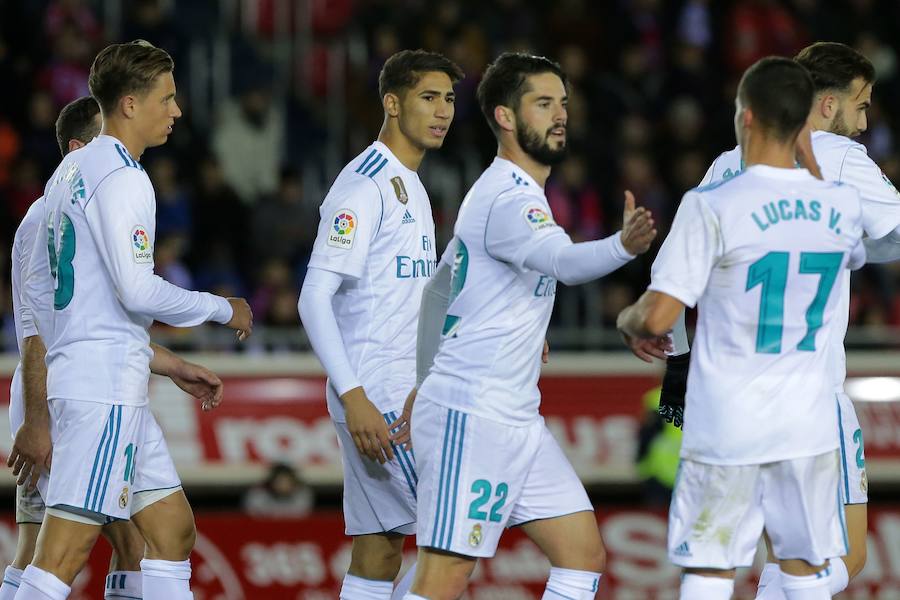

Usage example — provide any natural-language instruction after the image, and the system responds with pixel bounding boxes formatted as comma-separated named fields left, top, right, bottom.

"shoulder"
left=13, top=197, right=45, bottom=249
left=693, top=168, right=747, bottom=195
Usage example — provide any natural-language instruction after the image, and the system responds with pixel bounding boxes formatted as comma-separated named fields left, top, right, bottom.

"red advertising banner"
left=4, top=507, right=893, bottom=599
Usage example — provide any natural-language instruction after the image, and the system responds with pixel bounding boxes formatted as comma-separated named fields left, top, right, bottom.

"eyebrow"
left=534, top=95, right=568, bottom=102
left=419, top=89, right=453, bottom=96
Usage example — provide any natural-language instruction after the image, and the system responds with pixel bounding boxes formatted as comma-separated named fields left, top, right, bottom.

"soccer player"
left=11, top=41, right=252, bottom=600
left=400, top=52, right=657, bottom=600
left=618, top=56, right=865, bottom=600
left=297, top=50, right=463, bottom=599
left=654, top=42, right=897, bottom=599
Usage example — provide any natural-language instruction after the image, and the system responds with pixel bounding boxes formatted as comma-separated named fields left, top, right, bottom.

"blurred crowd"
left=2, top=0, right=900, bottom=350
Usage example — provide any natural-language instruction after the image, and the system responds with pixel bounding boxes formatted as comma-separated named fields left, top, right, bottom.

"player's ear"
left=494, top=105, right=515, bottom=133
left=383, top=92, right=401, bottom=118
left=120, top=94, right=137, bottom=119
left=820, top=93, right=836, bottom=120
left=67, top=139, right=83, bottom=153
left=741, top=106, right=753, bottom=131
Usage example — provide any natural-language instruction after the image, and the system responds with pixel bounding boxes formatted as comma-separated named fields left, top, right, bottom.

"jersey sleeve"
left=698, top=154, right=721, bottom=186
left=839, top=147, right=900, bottom=239
left=86, top=169, right=233, bottom=326
left=648, top=191, right=722, bottom=308
left=485, top=192, right=570, bottom=269
left=21, top=203, right=53, bottom=339
left=307, top=176, right=382, bottom=279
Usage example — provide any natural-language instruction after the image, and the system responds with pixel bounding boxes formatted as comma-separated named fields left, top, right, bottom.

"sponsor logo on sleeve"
left=522, top=204, right=556, bottom=231
left=327, top=209, right=357, bottom=249
left=132, top=225, right=153, bottom=263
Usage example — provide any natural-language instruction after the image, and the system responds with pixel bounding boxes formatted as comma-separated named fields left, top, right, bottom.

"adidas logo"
left=402, top=209, right=416, bottom=224
left=673, top=542, right=692, bottom=557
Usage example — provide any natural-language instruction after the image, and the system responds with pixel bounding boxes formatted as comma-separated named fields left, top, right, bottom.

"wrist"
left=612, top=231, right=636, bottom=260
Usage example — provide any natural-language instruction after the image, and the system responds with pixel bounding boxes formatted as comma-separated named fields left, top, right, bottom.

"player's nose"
left=172, top=100, right=183, bottom=119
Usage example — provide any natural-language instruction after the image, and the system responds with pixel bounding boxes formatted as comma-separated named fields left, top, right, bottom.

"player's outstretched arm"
left=150, top=343, right=224, bottom=411
left=617, top=291, right=683, bottom=358
left=8, top=335, right=51, bottom=490
left=298, top=267, right=394, bottom=464
left=388, top=255, right=453, bottom=449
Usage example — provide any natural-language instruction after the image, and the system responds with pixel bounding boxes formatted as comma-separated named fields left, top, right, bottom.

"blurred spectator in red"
left=726, top=0, right=807, bottom=73
left=44, top=0, right=101, bottom=42
left=547, top=155, right=604, bottom=243
left=38, top=23, right=92, bottom=108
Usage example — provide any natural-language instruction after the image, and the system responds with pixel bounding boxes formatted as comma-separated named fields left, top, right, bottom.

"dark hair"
left=378, top=49, right=464, bottom=99
left=738, top=57, right=814, bottom=142
left=55, top=96, right=101, bottom=156
left=794, top=42, right=876, bottom=93
left=89, top=39, right=174, bottom=114
left=477, top=52, right=568, bottom=134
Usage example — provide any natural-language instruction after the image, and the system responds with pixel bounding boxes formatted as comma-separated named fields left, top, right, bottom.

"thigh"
left=32, top=513, right=102, bottom=584
left=837, top=393, right=868, bottom=505
left=520, top=511, right=604, bottom=573
left=45, top=400, right=142, bottom=521
left=131, top=489, right=195, bottom=559
left=762, top=451, right=845, bottom=566
left=668, top=460, right=764, bottom=570
left=412, top=398, right=539, bottom=559
left=334, top=416, right=416, bottom=536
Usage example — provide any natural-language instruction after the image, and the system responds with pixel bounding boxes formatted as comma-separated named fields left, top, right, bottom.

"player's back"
left=42, top=135, right=154, bottom=405
left=421, top=158, right=559, bottom=425
left=308, top=142, right=437, bottom=419
left=659, top=166, right=864, bottom=464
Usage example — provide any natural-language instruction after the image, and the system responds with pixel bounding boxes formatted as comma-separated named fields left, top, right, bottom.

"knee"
left=349, top=542, right=402, bottom=580
left=144, top=517, right=195, bottom=560
left=585, top=538, right=607, bottom=574
left=32, top=535, right=94, bottom=584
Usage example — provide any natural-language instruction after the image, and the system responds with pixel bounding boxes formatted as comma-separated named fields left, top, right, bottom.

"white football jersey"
left=9, top=197, right=52, bottom=434
left=700, top=132, right=900, bottom=392
left=419, top=157, right=569, bottom=426
left=651, top=165, right=865, bottom=464
left=39, top=135, right=232, bottom=406
left=308, top=141, right=437, bottom=421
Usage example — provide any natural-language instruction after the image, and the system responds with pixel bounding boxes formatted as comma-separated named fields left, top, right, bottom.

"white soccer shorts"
left=837, top=392, right=868, bottom=505
left=334, top=410, right=418, bottom=536
left=411, top=395, right=593, bottom=558
left=39, top=399, right=181, bottom=521
left=668, top=451, right=847, bottom=569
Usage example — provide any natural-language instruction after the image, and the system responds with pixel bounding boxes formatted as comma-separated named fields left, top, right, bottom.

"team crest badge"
left=468, top=524, right=483, bottom=548
left=390, top=176, right=409, bottom=204
left=860, top=469, right=868, bottom=494
left=119, top=486, right=130, bottom=509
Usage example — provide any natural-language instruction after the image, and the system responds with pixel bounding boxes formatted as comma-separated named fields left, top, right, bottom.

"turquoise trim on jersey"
left=85, top=407, right=115, bottom=510
left=448, top=240, right=469, bottom=305
left=510, top=171, right=530, bottom=186
left=544, top=589, right=577, bottom=600
left=355, top=149, right=379, bottom=174
left=368, top=157, right=389, bottom=178
left=446, top=411, right=467, bottom=550
left=113, top=144, right=143, bottom=170
left=360, top=152, right=383, bottom=175
left=96, top=406, right=123, bottom=511
left=694, top=169, right=746, bottom=193
left=383, top=412, right=417, bottom=500
left=1, top=580, right=19, bottom=589
left=431, top=411, right=454, bottom=547
left=837, top=398, right=851, bottom=501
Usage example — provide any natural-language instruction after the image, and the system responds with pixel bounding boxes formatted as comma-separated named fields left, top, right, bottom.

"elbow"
left=118, top=288, right=151, bottom=315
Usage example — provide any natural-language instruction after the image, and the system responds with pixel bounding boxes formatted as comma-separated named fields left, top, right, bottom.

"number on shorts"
left=468, top=479, right=508, bottom=523
left=123, top=443, right=137, bottom=484
left=48, top=212, right=76, bottom=310
left=853, top=428, right=865, bottom=468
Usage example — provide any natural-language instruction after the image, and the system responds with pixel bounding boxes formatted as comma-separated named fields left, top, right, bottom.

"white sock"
left=680, top=573, right=734, bottom=600
left=401, top=595, right=428, bottom=600
left=542, top=567, right=602, bottom=599
left=780, top=569, right=830, bottom=600
left=14, top=565, right=70, bottom=600
left=828, top=557, right=850, bottom=594
left=140, top=559, right=191, bottom=600
left=105, top=570, right=142, bottom=599
left=0, top=567, right=23, bottom=600
left=340, top=574, right=393, bottom=600
left=756, top=563, right=786, bottom=600
left=391, top=563, right=416, bottom=600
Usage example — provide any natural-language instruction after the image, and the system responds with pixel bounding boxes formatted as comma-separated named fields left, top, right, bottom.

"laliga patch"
left=131, top=225, right=153, bottom=264
left=328, top=209, right=357, bottom=249
left=522, top=203, right=555, bottom=231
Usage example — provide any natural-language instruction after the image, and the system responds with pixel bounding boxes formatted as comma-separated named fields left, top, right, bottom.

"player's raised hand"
left=388, top=388, right=417, bottom=450
left=342, top=386, right=394, bottom=464
left=796, top=120, right=823, bottom=180
left=170, top=361, right=224, bottom=411
left=226, top=297, right=253, bottom=341
left=620, top=190, right=657, bottom=255
left=8, top=420, right=52, bottom=490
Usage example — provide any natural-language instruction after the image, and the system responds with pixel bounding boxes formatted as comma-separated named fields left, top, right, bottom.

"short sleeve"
left=485, top=192, right=569, bottom=269
left=699, top=155, right=720, bottom=186
left=648, top=191, right=722, bottom=308
left=839, top=147, right=900, bottom=240
left=307, top=176, right=382, bottom=279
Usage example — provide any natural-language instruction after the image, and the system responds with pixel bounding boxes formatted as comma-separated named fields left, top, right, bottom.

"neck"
left=806, top=113, right=830, bottom=133
left=378, top=121, right=425, bottom=171
left=497, top=139, right=551, bottom=187
left=101, top=119, right=146, bottom=160
left=742, top=132, right=798, bottom=170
